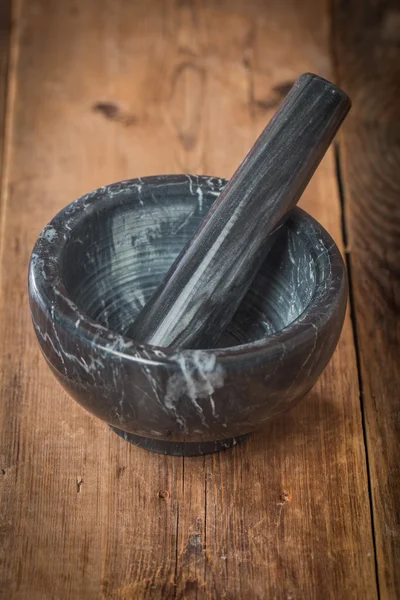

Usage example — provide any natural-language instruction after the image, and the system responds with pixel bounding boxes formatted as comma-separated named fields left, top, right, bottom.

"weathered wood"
left=0, top=0, right=377, bottom=598
left=0, top=1, right=11, bottom=178
left=332, top=1, right=400, bottom=596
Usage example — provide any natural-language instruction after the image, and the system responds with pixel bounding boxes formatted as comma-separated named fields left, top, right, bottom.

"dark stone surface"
left=126, top=74, right=350, bottom=349
left=28, top=175, right=347, bottom=456
left=109, top=425, right=249, bottom=456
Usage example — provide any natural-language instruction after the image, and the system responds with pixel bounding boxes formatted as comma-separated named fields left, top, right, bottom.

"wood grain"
left=0, top=0, right=377, bottom=598
left=332, top=0, right=400, bottom=596
left=0, top=1, right=11, bottom=179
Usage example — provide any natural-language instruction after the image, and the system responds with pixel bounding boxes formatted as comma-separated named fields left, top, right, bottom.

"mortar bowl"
left=29, top=175, right=347, bottom=456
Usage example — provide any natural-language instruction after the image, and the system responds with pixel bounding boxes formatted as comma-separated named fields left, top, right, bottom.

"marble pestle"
left=125, top=73, right=351, bottom=349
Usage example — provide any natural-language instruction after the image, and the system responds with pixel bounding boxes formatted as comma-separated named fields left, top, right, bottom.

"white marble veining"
left=28, top=175, right=347, bottom=455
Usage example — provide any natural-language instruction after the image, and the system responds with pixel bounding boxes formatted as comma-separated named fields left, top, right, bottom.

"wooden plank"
left=0, top=0, right=376, bottom=598
left=0, top=1, right=11, bottom=177
left=0, top=3, right=183, bottom=599
left=332, top=1, right=400, bottom=597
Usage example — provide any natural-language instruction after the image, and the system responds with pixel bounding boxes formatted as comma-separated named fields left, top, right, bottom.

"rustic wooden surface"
left=0, top=0, right=10, bottom=179
left=0, top=0, right=397, bottom=598
left=333, top=1, right=400, bottom=597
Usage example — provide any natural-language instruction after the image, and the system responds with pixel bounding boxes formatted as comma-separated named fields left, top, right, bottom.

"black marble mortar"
left=29, top=175, right=347, bottom=456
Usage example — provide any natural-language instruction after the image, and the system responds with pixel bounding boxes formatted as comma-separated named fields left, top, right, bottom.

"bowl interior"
left=61, top=191, right=316, bottom=348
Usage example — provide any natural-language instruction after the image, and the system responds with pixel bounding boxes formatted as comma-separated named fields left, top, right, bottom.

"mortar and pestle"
left=29, top=74, right=350, bottom=456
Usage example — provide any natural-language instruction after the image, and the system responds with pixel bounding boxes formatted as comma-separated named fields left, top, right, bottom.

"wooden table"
left=0, top=1, right=399, bottom=598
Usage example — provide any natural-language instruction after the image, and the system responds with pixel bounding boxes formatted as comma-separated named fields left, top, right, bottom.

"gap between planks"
left=334, top=143, right=381, bottom=599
